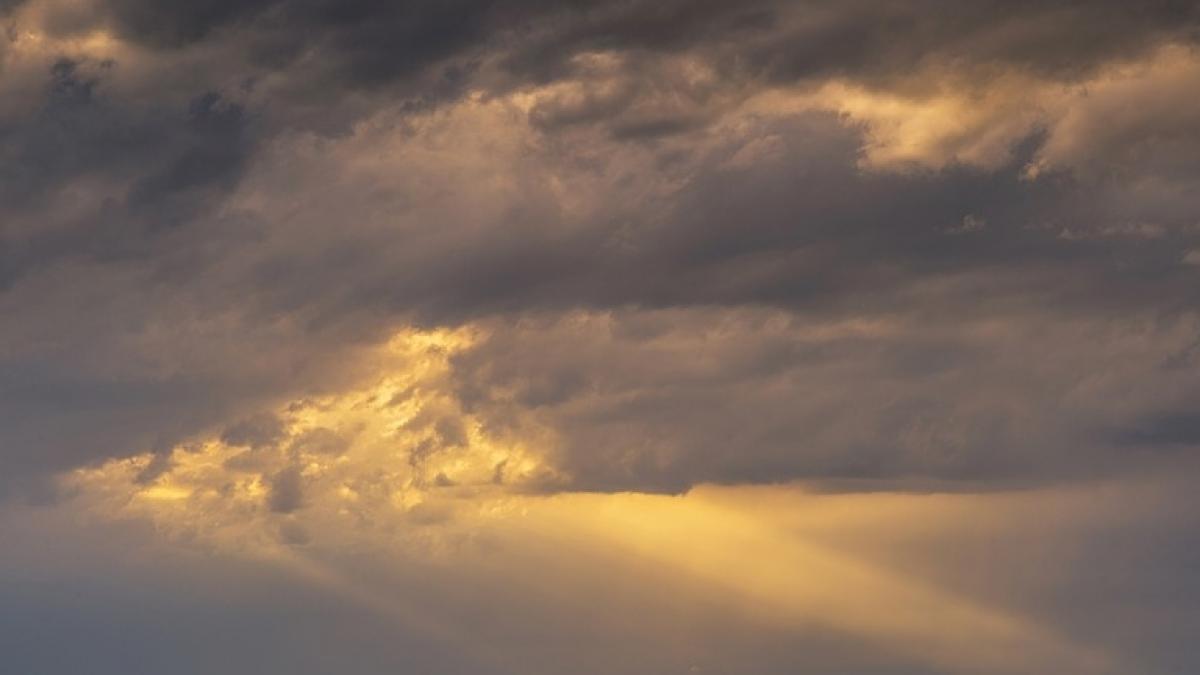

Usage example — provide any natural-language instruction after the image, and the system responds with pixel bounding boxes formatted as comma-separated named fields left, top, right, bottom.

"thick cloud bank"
left=1, top=2, right=1199, bottom=673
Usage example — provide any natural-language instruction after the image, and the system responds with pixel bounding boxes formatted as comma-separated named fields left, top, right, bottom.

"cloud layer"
left=2, top=1, right=1199, bottom=672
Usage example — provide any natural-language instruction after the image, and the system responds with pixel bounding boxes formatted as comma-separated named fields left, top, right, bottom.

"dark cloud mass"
left=0, top=0, right=1198, bottom=494
left=1, top=1, right=1199, bottom=672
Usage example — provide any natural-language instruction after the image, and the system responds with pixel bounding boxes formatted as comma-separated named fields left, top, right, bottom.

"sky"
left=1, top=1, right=1200, bottom=673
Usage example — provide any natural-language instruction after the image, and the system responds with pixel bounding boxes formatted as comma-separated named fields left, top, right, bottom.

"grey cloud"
left=1115, top=412, right=1200, bottom=447
left=0, top=0, right=1198, bottom=499
left=16, top=0, right=1196, bottom=124
left=267, top=465, right=304, bottom=513
left=345, top=113, right=1200, bottom=322
left=2, top=3, right=1198, bottom=673
left=221, top=412, right=288, bottom=448
left=132, top=449, right=174, bottom=484
left=288, top=427, right=351, bottom=456
left=497, top=0, right=1200, bottom=88
left=3, top=104, right=1199, bottom=496
left=450, top=308, right=1200, bottom=492
left=743, top=1, right=1200, bottom=84
left=0, top=59, right=253, bottom=290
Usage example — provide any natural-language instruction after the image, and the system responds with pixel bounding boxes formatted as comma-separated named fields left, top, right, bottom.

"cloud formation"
left=2, top=1, right=1199, bottom=672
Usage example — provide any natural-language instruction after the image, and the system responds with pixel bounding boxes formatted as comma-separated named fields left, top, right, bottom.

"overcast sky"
left=2, top=2, right=1200, bottom=673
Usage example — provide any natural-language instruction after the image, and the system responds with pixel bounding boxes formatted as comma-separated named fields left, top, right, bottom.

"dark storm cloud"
left=0, top=0, right=1198, bottom=498
left=742, top=0, right=1200, bottom=84
left=446, top=307, right=1200, bottom=493
left=195, top=108, right=1195, bottom=492
left=0, top=58, right=253, bottom=290
left=1116, top=412, right=1200, bottom=447
left=48, top=0, right=545, bottom=98
left=220, top=413, right=288, bottom=448
left=330, top=113, right=1200, bottom=322
left=10, top=0, right=1195, bottom=108
left=267, top=465, right=304, bottom=512
left=4, top=104, right=1200, bottom=496
left=0, top=54, right=269, bottom=497
left=1, top=5, right=1199, bottom=673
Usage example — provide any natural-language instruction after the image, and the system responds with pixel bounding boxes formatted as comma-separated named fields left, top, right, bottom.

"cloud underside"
left=4, top=81, right=1200, bottom=494
left=1, top=1, right=1200, bottom=672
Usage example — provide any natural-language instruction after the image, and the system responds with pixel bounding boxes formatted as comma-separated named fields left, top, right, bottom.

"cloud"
left=266, top=465, right=304, bottom=513
left=450, top=308, right=1200, bottom=492
left=2, top=2, right=1199, bottom=672
left=221, top=413, right=288, bottom=449
left=3, top=50, right=1200, bottom=496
